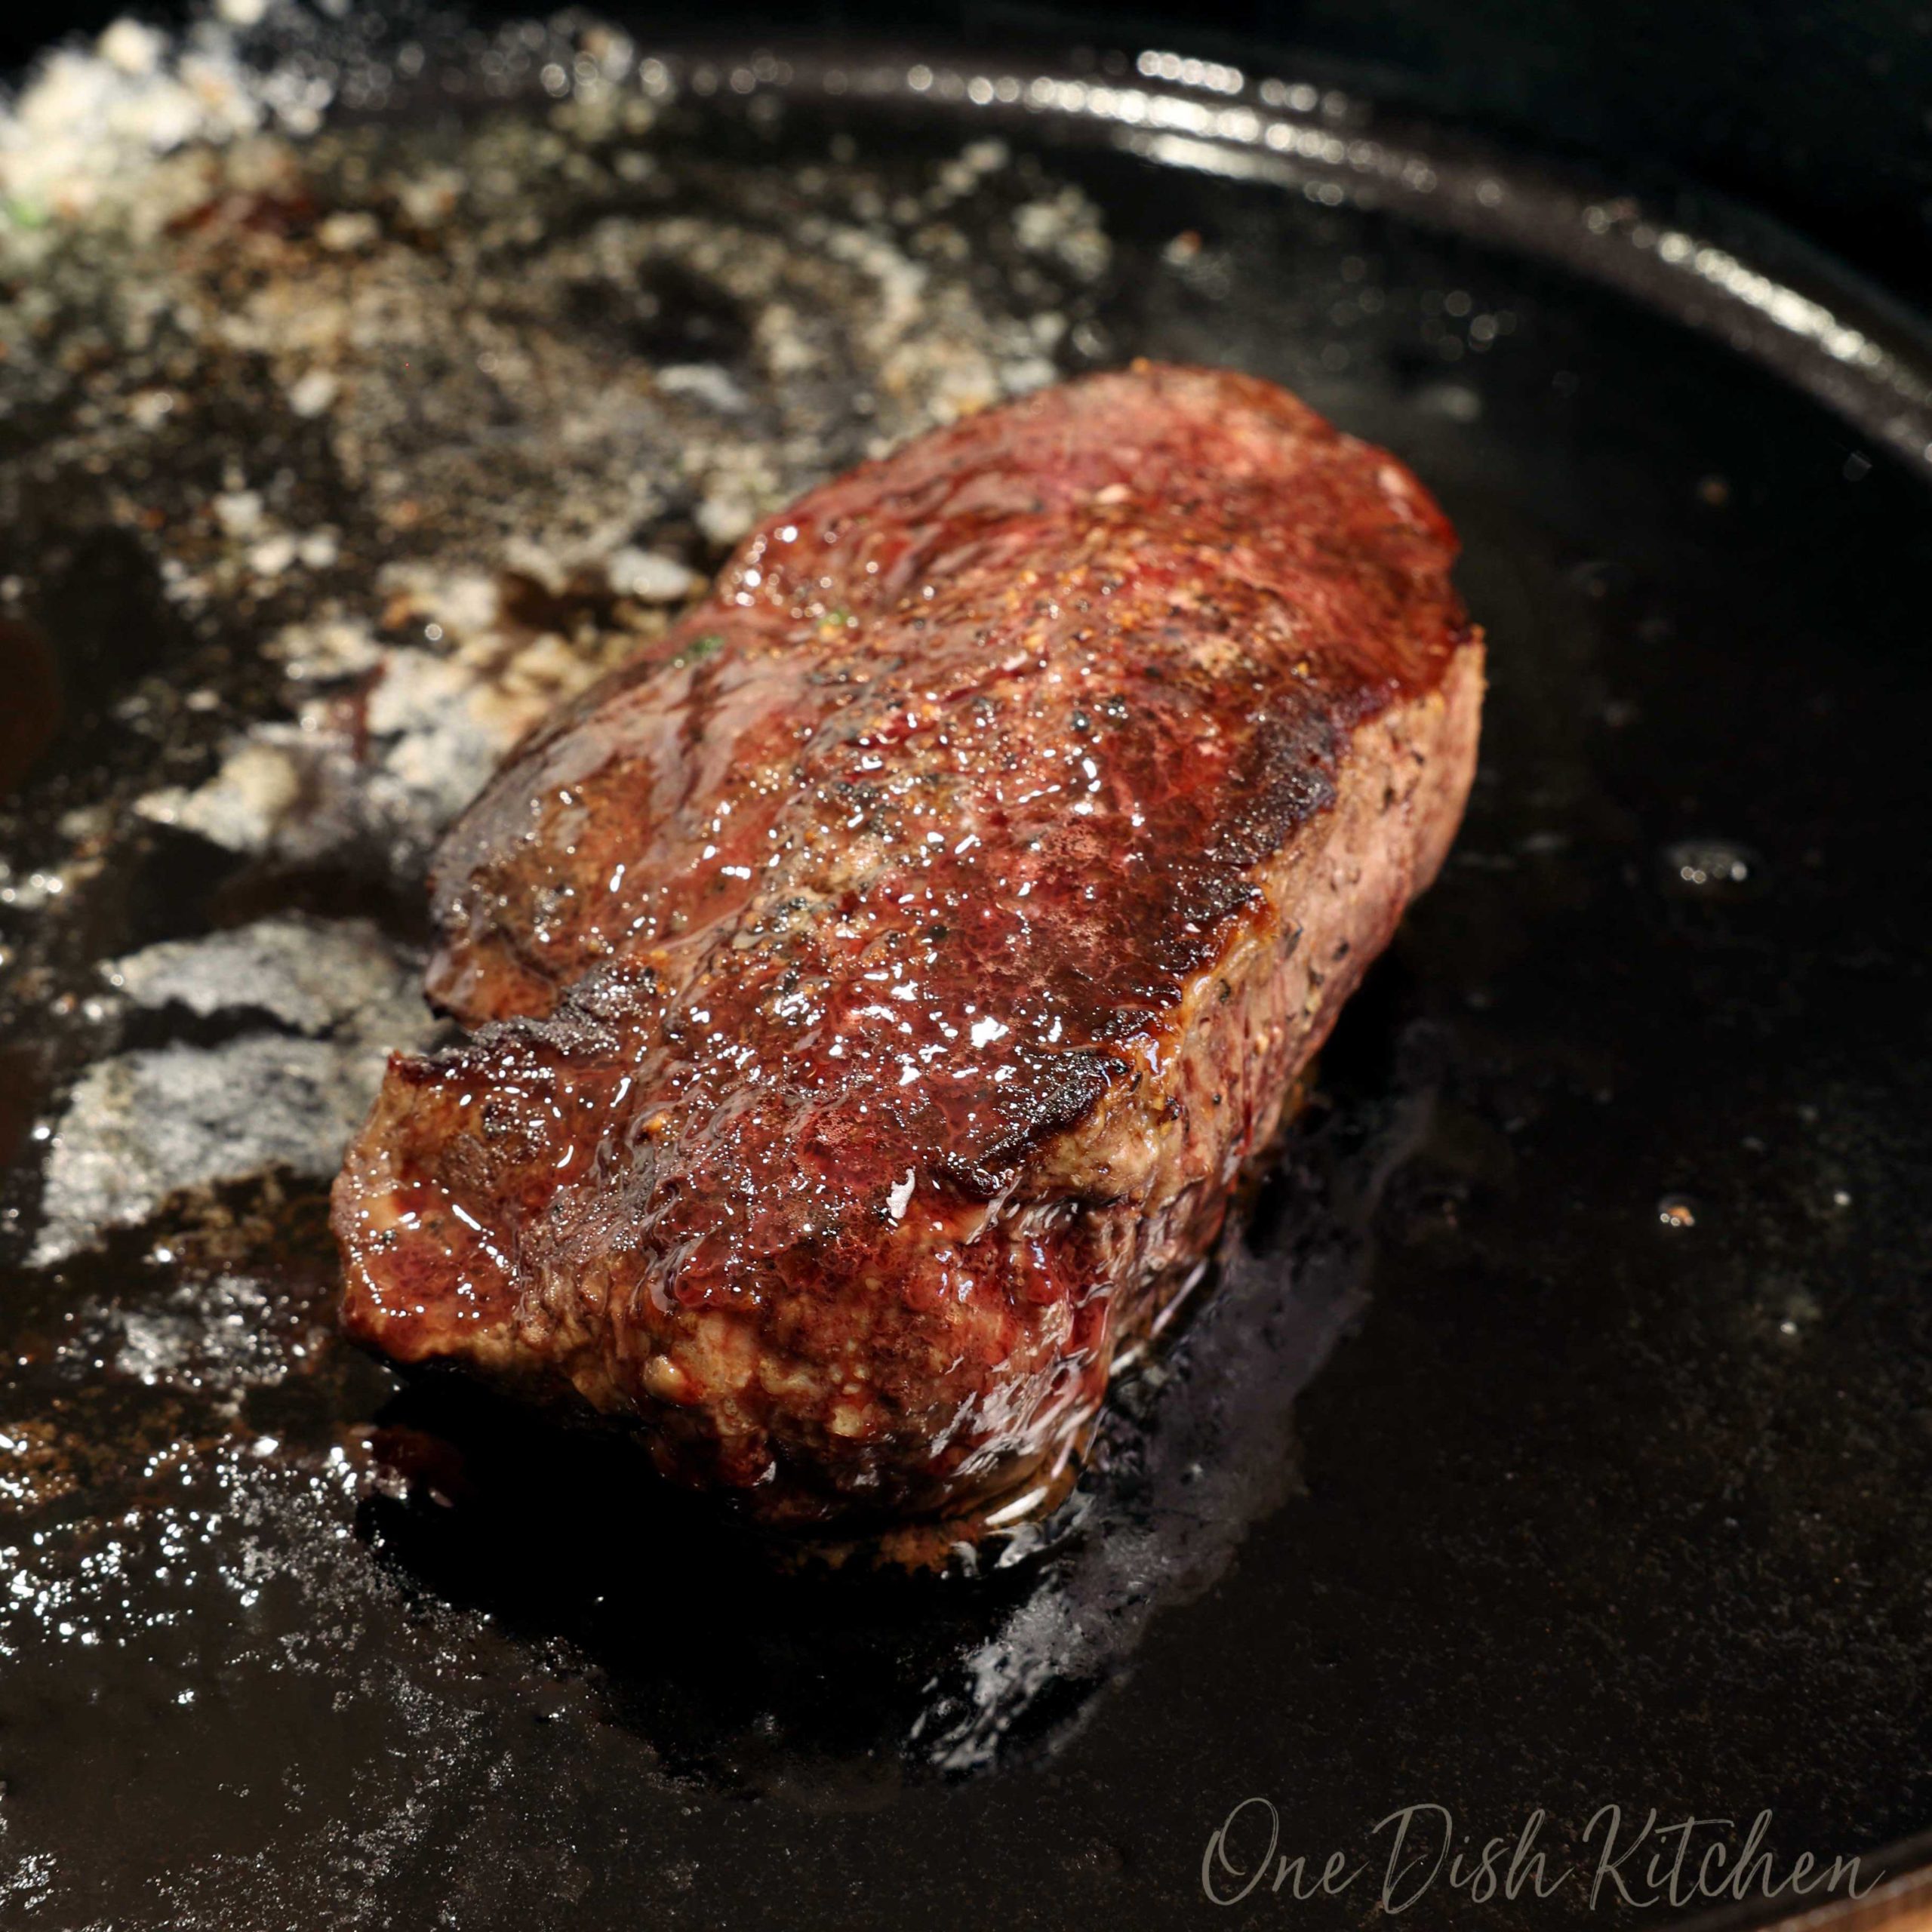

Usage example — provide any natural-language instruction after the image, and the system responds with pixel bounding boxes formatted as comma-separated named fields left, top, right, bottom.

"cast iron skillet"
left=2, top=18, right=1930, bottom=1931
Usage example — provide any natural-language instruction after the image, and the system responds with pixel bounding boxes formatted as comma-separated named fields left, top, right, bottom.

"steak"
left=331, top=362, right=1484, bottom=1540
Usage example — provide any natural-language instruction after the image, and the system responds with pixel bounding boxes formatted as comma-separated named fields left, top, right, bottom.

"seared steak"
left=332, top=363, right=1483, bottom=1536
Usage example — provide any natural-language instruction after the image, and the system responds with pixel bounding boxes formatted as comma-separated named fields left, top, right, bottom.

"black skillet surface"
left=2, top=22, right=1931, bottom=1932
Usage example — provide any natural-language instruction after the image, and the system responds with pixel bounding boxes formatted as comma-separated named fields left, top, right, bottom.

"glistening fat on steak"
left=332, top=362, right=1484, bottom=1535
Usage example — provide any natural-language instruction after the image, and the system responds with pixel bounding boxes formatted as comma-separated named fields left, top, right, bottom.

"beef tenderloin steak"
left=331, top=362, right=1484, bottom=1536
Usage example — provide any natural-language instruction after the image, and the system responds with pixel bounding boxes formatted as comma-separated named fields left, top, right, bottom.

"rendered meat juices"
left=332, top=363, right=1484, bottom=1535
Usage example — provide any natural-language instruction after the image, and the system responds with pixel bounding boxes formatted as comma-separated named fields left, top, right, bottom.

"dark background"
left=5, top=1, right=1932, bottom=315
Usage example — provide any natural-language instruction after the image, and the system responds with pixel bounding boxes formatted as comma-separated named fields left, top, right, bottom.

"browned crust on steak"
left=331, top=362, right=1484, bottom=1530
